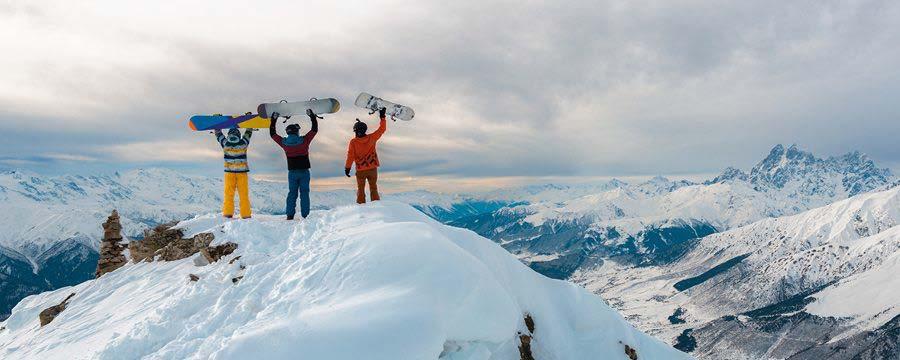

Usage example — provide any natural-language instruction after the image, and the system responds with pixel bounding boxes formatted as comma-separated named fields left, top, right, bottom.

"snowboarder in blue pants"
left=286, top=169, right=311, bottom=219
left=270, top=109, right=318, bottom=220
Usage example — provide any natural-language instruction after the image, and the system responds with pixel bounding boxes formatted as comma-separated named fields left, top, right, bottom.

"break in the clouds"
left=1, top=0, right=899, bottom=183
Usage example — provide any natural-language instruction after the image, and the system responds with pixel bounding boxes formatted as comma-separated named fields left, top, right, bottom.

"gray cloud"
left=1, top=0, right=898, bottom=186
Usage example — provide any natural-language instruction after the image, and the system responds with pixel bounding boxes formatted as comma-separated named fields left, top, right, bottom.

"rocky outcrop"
left=518, top=314, right=535, bottom=360
left=623, top=343, right=638, bottom=360
left=95, top=210, right=127, bottom=277
left=128, top=223, right=234, bottom=264
left=129, top=222, right=181, bottom=262
left=38, top=293, right=75, bottom=327
left=94, top=216, right=237, bottom=279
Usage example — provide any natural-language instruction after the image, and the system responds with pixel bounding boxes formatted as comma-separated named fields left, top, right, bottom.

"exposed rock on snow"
left=201, top=242, right=238, bottom=264
left=623, top=343, right=638, bottom=360
left=95, top=211, right=126, bottom=277
left=516, top=314, right=535, bottom=360
left=0, top=202, right=689, bottom=359
left=128, top=223, right=226, bottom=264
left=38, top=293, right=74, bottom=327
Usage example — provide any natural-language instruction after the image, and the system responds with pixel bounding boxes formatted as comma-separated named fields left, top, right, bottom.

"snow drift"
left=0, top=202, right=687, bottom=359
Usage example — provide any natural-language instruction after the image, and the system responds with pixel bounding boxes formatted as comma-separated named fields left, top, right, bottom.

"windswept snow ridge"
left=0, top=202, right=687, bottom=360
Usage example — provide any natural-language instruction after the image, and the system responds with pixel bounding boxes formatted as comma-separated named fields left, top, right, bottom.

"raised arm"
left=214, top=129, right=226, bottom=148
left=269, top=117, right=282, bottom=144
left=371, top=117, right=387, bottom=141
left=305, top=110, right=319, bottom=140
left=371, top=107, right=387, bottom=141
left=242, top=128, right=253, bottom=143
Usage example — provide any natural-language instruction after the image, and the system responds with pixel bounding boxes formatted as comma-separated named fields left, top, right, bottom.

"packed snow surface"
left=0, top=202, right=687, bottom=359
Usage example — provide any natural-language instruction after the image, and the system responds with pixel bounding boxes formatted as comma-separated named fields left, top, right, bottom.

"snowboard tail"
left=354, top=92, right=414, bottom=121
left=257, top=98, right=341, bottom=119
left=188, top=114, right=270, bottom=131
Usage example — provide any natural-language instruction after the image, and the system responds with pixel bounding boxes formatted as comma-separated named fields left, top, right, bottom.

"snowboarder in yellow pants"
left=222, top=172, right=251, bottom=218
left=215, top=128, right=254, bottom=218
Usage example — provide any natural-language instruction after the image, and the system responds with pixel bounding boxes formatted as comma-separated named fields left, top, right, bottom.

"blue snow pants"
left=286, top=169, right=311, bottom=218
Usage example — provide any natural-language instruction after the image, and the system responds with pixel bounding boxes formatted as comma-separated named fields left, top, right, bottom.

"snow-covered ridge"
left=0, top=202, right=688, bottom=360
left=574, top=186, right=900, bottom=355
left=806, top=250, right=900, bottom=335
left=673, top=186, right=900, bottom=318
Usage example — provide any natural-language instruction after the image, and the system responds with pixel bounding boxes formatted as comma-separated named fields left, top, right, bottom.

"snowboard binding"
left=368, top=107, right=395, bottom=121
left=306, top=109, right=323, bottom=120
left=306, top=98, right=324, bottom=120
left=275, top=100, right=292, bottom=123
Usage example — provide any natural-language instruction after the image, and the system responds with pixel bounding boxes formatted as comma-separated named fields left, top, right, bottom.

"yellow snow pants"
left=223, top=172, right=251, bottom=218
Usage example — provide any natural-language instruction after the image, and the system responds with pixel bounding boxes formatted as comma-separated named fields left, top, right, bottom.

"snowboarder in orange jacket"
left=345, top=107, right=387, bottom=204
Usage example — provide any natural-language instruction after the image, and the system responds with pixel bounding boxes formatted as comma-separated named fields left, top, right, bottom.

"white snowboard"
left=354, top=92, right=415, bottom=121
left=257, top=98, right=341, bottom=119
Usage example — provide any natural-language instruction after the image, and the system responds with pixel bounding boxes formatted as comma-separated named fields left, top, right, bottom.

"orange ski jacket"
left=345, top=117, right=387, bottom=171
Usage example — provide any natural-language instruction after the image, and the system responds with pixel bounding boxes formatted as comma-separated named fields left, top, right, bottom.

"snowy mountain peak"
left=749, top=144, right=819, bottom=188
left=744, top=144, right=892, bottom=196
left=0, top=202, right=688, bottom=359
left=828, top=151, right=893, bottom=195
left=607, top=178, right=629, bottom=188
left=637, top=176, right=695, bottom=195
left=705, top=166, right=749, bottom=184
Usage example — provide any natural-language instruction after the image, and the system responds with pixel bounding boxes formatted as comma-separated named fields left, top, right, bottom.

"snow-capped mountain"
left=671, top=187, right=897, bottom=318
left=576, top=187, right=900, bottom=359
left=449, top=145, right=895, bottom=279
left=0, top=202, right=689, bottom=360
left=0, top=246, right=46, bottom=322
left=746, top=144, right=893, bottom=197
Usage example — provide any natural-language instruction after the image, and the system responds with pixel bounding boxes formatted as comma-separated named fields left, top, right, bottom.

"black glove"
left=307, top=109, right=317, bottom=120
left=344, top=168, right=351, bottom=177
left=378, top=107, right=386, bottom=118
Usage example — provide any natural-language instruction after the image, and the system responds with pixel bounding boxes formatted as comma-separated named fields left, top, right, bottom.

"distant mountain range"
left=444, top=144, right=898, bottom=359
left=451, top=144, right=896, bottom=275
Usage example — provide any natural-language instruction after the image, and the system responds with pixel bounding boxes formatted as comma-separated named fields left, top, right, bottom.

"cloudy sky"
left=1, top=0, right=898, bottom=191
